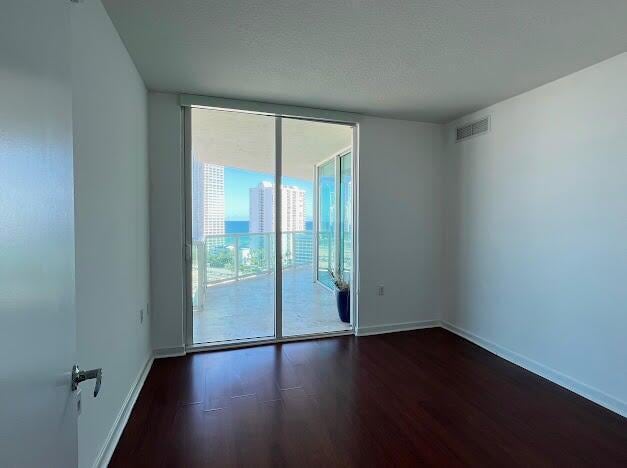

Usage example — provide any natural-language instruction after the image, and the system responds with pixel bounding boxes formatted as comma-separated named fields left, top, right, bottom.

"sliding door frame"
left=182, top=103, right=359, bottom=352
left=313, top=147, right=352, bottom=291
left=313, top=154, right=335, bottom=290
left=183, top=106, right=193, bottom=345
left=274, top=117, right=283, bottom=340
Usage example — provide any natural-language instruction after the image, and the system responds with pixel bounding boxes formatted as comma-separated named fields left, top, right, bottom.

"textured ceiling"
left=103, top=0, right=627, bottom=123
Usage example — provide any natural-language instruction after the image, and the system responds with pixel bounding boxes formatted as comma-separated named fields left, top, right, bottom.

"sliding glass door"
left=281, top=119, right=352, bottom=337
left=316, top=158, right=336, bottom=288
left=315, top=151, right=353, bottom=288
left=339, top=152, right=353, bottom=282
left=188, top=107, right=354, bottom=345
left=190, top=108, right=276, bottom=344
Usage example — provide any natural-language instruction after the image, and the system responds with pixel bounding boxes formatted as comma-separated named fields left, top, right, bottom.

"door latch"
left=72, top=365, right=102, bottom=397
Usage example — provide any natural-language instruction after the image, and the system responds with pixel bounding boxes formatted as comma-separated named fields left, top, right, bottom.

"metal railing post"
left=234, top=235, right=240, bottom=281
left=265, top=234, right=274, bottom=272
left=197, top=240, right=206, bottom=309
left=266, top=233, right=271, bottom=273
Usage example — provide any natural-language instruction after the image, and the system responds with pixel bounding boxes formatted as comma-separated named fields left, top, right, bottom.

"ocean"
left=226, top=220, right=313, bottom=233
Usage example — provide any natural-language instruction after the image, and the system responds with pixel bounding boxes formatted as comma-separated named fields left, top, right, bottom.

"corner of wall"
left=72, top=1, right=152, bottom=466
left=147, top=92, right=186, bottom=352
left=438, top=53, right=627, bottom=415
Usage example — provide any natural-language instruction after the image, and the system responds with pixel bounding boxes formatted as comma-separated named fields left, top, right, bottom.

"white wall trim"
left=93, top=356, right=154, bottom=468
left=153, top=346, right=187, bottom=358
left=355, top=319, right=439, bottom=336
left=441, top=321, right=626, bottom=418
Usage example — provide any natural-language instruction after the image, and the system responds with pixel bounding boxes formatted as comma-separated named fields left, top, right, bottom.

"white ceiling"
left=192, top=108, right=351, bottom=180
left=103, top=0, right=627, bottom=123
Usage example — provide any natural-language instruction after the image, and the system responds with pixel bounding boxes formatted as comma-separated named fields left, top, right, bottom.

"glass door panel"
left=317, top=159, right=336, bottom=288
left=190, top=107, right=275, bottom=344
left=339, top=152, right=352, bottom=282
left=281, top=118, right=352, bottom=337
left=189, top=110, right=354, bottom=344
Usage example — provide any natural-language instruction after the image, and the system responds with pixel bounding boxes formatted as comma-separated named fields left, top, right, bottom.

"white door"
left=0, top=1, right=79, bottom=466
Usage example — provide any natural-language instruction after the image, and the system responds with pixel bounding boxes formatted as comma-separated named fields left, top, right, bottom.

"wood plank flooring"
left=110, top=328, right=627, bottom=467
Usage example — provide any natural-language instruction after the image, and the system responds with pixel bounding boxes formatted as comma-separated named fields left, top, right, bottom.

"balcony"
left=192, top=231, right=350, bottom=344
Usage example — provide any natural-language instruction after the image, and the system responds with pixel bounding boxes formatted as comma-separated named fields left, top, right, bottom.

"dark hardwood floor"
left=111, top=328, right=626, bottom=467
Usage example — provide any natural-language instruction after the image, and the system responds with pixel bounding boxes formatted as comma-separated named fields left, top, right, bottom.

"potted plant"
left=329, top=269, right=350, bottom=323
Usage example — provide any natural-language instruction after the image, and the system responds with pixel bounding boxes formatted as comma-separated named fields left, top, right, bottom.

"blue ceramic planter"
left=335, top=288, right=350, bottom=323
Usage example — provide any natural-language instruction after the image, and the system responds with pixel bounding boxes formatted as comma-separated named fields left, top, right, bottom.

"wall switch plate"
left=378, top=285, right=384, bottom=296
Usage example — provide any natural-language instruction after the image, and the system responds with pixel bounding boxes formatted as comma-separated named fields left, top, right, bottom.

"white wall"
left=71, top=1, right=151, bottom=466
left=443, top=53, right=627, bottom=415
left=148, top=93, right=186, bottom=352
left=357, top=116, right=444, bottom=333
left=148, top=93, right=445, bottom=350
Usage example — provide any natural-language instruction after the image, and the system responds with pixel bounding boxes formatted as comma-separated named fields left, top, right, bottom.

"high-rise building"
left=191, top=159, right=204, bottom=241
left=249, top=181, right=307, bottom=265
left=249, top=181, right=305, bottom=233
left=249, top=181, right=274, bottom=234
left=191, top=159, right=225, bottom=240
left=282, top=183, right=306, bottom=233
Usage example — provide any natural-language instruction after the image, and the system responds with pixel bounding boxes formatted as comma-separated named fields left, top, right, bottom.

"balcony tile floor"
left=193, top=265, right=351, bottom=344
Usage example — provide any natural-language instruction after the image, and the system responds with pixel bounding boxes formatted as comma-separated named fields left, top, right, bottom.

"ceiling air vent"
left=456, top=116, right=490, bottom=142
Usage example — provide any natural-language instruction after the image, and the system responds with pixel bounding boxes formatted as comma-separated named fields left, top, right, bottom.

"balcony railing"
left=192, top=231, right=320, bottom=306
left=193, top=230, right=315, bottom=280
left=191, top=230, right=351, bottom=308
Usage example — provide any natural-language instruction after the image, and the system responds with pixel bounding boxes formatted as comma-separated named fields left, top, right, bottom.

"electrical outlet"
left=140, top=308, right=144, bottom=323
left=378, top=285, right=384, bottom=296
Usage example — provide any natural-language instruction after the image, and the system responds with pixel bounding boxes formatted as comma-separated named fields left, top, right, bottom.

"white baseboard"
left=355, top=319, right=439, bottom=336
left=93, top=356, right=154, bottom=468
left=440, top=321, right=626, bottom=418
left=153, top=345, right=186, bottom=358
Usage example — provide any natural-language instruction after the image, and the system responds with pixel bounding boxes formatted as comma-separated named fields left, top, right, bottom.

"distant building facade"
left=249, top=181, right=274, bottom=234
left=249, top=181, right=307, bottom=264
left=249, top=181, right=305, bottom=233
left=192, top=159, right=225, bottom=240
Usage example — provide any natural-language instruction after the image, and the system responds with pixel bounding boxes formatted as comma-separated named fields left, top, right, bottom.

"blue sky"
left=225, top=167, right=313, bottom=221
